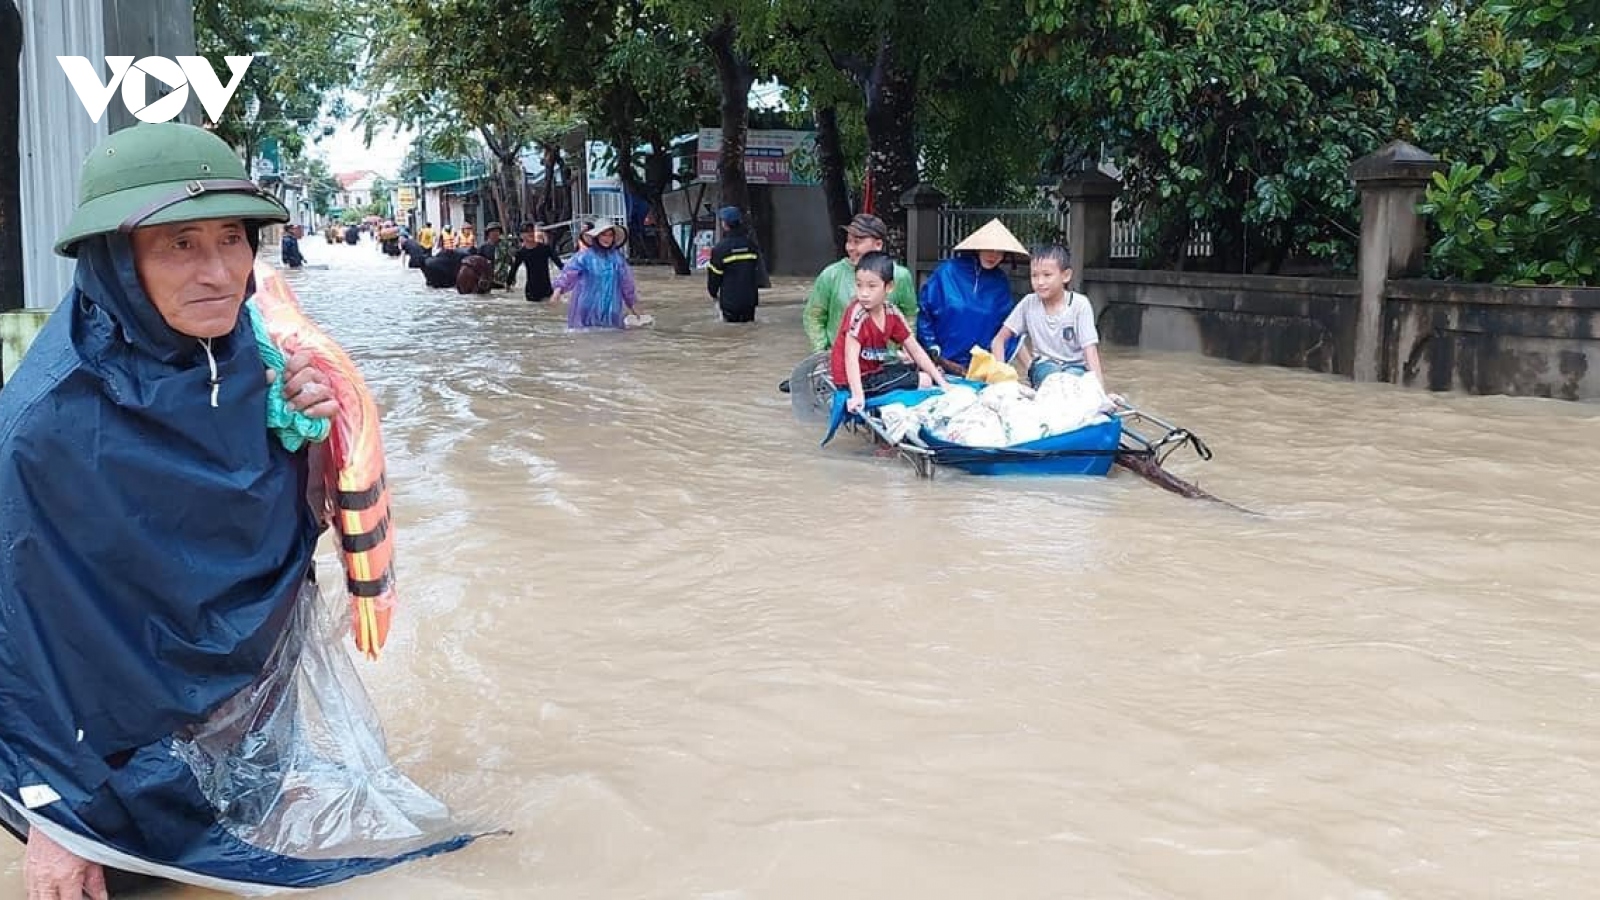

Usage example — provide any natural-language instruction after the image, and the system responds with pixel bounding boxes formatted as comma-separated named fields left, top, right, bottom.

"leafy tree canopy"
left=1421, top=0, right=1600, bottom=284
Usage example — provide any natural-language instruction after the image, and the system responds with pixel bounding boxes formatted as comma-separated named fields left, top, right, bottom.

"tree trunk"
left=642, top=144, right=690, bottom=275
left=495, top=152, right=525, bottom=230
left=480, top=126, right=526, bottom=232
left=537, top=143, right=559, bottom=224
left=0, top=0, right=23, bottom=317
left=859, top=35, right=919, bottom=258
left=1197, top=170, right=1254, bottom=273
left=704, top=18, right=754, bottom=218
left=648, top=195, right=689, bottom=274
left=1147, top=213, right=1193, bottom=270
left=814, top=105, right=852, bottom=259
left=242, top=130, right=257, bottom=188
left=553, top=146, right=571, bottom=223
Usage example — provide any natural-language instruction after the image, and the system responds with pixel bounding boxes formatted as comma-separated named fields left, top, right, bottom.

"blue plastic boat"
left=815, top=376, right=1208, bottom=481
left=913, top=417, right=1123, bottom=477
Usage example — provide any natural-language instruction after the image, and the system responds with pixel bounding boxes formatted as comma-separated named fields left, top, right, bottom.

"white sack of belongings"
left=875, top=403, right=919, bottom=444
left=1033, top=370, right=1114, bottom=435
left=1000, top=398, right=1051, bottom=445
left=910, top=383, right=980, bottom=431
left=964, top=381, right=1045, bottom=446
left=624, top=313, right=655, bottom=328
left=977, top=379, right=1030, bottom=412
left=936, top=402, right=1008, bottom=447
left=921, top=372, right=1114, bottom=448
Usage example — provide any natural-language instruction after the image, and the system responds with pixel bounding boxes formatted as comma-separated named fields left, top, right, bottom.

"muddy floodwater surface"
left=4, top=240, right=1600, bottom=899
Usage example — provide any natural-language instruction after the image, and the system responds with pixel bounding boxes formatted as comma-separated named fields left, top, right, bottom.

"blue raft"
left=819, top=380, right=1207, bottom=480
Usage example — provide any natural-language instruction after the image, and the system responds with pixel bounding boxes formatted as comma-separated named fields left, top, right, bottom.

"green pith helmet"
left=55, top=122, right=289, bottom=257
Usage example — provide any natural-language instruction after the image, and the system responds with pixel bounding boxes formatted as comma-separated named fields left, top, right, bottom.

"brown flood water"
left=4, top=240, right=1600, bottom=899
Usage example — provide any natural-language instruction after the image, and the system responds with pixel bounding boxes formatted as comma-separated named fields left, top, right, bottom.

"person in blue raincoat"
left=0, top=123, right=473, bottom=899
left=915, top=218, right=1030, bottom=376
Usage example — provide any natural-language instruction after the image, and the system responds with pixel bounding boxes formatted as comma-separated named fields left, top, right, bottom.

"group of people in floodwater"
left=359, top=205, right=766, bottom=331
left=790, top=212, right=1106, bottom=413
left=0, top=119, right=1114, bottom=898
left=391, top=218, right=644, bottom=330
left=287, top=200, right=1102, bottom=404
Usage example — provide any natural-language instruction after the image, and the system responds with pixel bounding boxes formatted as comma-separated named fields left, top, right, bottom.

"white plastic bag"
left=1034, top=371, right=1112, bottom=436
left=999, top=400, right=1051, bottom=446
left=875, top=403, right=918, bottom=444
left=911, top=384, right=979, bottom=428
left=937, top=403, right=1007, bottom=447
left=977, top=380, right=1028, bottom=412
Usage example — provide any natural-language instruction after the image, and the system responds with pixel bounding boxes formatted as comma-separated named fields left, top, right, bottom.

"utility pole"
left=416, top=140, right=428, bottom=228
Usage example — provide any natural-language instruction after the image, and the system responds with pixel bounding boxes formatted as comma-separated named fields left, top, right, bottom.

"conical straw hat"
left=951, top=218, right=1029, bottom=257
left=585, top=219, right=630, bottom=246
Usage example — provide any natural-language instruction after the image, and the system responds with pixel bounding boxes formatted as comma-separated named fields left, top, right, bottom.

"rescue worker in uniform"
left=706, top=207, right=763, bottom=323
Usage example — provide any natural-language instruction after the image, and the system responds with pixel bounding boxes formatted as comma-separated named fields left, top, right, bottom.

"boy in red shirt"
left=831, top=251, right=949, bottom=413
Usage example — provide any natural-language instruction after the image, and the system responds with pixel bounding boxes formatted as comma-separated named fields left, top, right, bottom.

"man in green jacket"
left=802, top=213, right=918, bottom=352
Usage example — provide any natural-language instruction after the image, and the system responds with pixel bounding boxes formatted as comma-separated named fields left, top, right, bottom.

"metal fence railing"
left=540, top=212, right=626, bottom=256
left=1111, top=200, right=1213, bottom=260
left=935, top=202, right=1213, bottom=262
left=936, top=207, right=1070, bottom=257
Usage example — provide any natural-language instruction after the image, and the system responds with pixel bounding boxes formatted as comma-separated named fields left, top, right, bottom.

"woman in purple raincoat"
left=551, top=221, right=642, bottom=330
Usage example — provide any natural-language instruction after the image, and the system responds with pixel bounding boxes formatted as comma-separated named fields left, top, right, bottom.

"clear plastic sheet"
left=172, top=578, right=459, bottom=861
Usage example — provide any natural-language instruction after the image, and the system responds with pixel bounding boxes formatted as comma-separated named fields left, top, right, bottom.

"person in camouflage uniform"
left=470, top=222, right=516, bottom=289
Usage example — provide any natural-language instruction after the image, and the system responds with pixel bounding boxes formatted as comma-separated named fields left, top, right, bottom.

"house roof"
left=420, top=160, right=486, bottom=186
left=335, top=170, right=376, bottom=189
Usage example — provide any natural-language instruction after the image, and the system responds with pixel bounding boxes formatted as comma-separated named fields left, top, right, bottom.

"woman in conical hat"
left=915, top=217, right=1029, bottom=374
left=551, top=219, right=644, bottom=330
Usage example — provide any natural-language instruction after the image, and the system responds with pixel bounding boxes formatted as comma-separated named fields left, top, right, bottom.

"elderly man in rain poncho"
left=0, top=123, right=475, bottom=898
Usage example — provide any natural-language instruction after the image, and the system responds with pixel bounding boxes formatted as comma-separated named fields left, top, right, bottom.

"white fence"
left=937, top=207, right=1070, bottom=257
left=937, top=201, right=1212, bottom=262
left=585, top=190, right=628, bottom=225
left=1109, top=203, right=1215, bottom=260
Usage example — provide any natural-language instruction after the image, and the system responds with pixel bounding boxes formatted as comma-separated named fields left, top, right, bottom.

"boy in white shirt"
left=989, top=245, right=1106, bottom=388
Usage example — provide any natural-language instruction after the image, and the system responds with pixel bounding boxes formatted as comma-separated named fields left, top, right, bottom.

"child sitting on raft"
left=833, top=252, right=949, bottom=413
left=989, top=245, right=1107, bottom=389
left=551, top=221, right=642, bottom=330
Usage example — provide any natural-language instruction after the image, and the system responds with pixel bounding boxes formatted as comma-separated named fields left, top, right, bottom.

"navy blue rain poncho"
left=914, top=253, right=1018, bottom=367
left=0, top=235, right=470, bottom=892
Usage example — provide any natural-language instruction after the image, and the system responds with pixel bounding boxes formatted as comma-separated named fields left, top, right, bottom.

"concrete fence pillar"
left=1059, top=169, right=1120, bottom=292
left=900, top=183, right=948, bottom=281
left=1350, top=141, right=1444, bottom=382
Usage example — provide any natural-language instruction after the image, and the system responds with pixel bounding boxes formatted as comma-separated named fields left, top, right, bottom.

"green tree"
left=775, top=0, right=1037, bottom=252
left=365, top=0, right=577, bottom=234
left=290, top=156, right=337, bottom=217
left=762, top=42, right=865, bottom=253
left=584, top=18, right=717, bottom=273
left=194, top=0, right=364, bottom=168
left=646, top=1, right=767, bottom=219
left=1420, top=0, right=1600, bottom=284
left=1018, top=0, right=1484, bottom=273
left=374, top=0, right=716, bottom=272
left=919, top=68, right=1054, bottom=206
left=768, top=1, right=992, bottom=252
